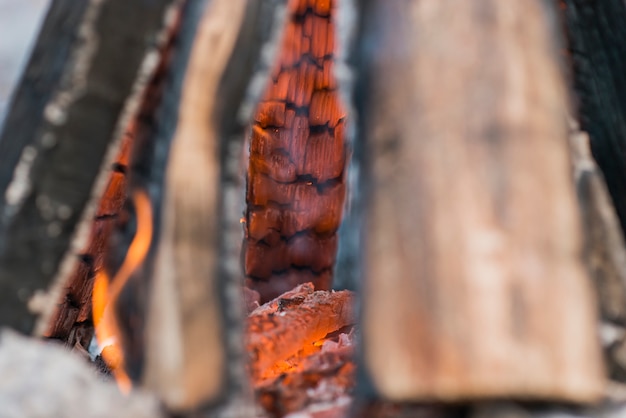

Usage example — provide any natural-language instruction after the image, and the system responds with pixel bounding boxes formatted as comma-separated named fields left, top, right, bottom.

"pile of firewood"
left=4, top=0, right=626, bottom=417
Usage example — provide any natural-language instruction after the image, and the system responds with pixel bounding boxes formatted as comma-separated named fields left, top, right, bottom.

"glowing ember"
left=92, top=189, right=153, bottom=393
left=247, top=283, right=355, bottom=383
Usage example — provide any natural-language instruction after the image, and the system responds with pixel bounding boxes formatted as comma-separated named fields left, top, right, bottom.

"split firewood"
left=45, top=9, right=181, bottom=347
left=98, top=0, right=289, bottom=414
left=353, top=0, right=604, bottom=402
left=0, top=0, right=177, bottom=335
left=247, top=283, right=355, bottom=381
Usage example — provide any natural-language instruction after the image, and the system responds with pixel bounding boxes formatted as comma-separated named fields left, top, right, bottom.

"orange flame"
left=92, top=189, right=153, bottom=393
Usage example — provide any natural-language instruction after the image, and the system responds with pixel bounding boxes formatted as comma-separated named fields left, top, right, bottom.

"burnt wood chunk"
left=0, top=0, right=175, bottom=335
left=247, top=283, right=355, bottom=381
left=354, top=0, right=604, bottom=402
left=244, top=0, right=348, bottom=303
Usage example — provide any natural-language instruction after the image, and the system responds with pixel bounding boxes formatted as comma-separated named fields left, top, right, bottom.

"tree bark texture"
left=0, top=0, right=175, bottom=335
left=354, top=0, right=604, bottom=402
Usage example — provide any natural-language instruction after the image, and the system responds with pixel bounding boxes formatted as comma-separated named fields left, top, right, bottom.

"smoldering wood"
left=247, top=282, right=355, bottom=381
left=45, top=6, right=181, bottom=360
left=251, top=284, right=356, bottom=417
left=0, top=0, right=176, bottom=335
left=353, top=0, right=604, bottom=402
left=112, top=0, right=287, bottom=414
left=563, top=0, right=626, bottom=240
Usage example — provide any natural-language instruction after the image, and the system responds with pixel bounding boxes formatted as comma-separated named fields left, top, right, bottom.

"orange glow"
left=92, top=189, right=153, bottom=394
left=259, top=339, right=326, bottom=382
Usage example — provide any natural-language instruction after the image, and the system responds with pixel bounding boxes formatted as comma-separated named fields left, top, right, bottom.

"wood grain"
left=355, top=0, right=605, bottom=402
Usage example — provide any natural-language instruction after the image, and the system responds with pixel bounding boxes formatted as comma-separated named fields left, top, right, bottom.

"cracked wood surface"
left=244, top=0, right=348, bottom=303
left=112, top=0, right=288, bottom=414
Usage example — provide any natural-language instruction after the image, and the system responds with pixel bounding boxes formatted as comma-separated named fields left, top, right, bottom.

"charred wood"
left=0, top=0, right=177, bottom=335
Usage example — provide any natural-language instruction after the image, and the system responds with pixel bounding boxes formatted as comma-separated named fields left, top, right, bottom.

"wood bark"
left=354, top=0, right=604, bottom=402
left=0, top=0, right=175, bottom=335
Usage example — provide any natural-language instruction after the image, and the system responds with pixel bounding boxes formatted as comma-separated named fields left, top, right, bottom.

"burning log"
left=94, top=0, right=288, bottom=414
left=243, top=0, right=348, bottom=303
left=353, top=0, right=605, bottom=402
left=0, top=0, right=177, bottom=335
left=248, top=283, right=356, bottom=417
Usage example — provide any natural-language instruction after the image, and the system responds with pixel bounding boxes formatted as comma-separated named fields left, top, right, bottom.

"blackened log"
left=353, top=0, right=604, bottom=402
left=0, top=0, right=176, bottom=334
left=563, top=0, right=626, bottom=239
left=45, top=6, right=182, bottom=348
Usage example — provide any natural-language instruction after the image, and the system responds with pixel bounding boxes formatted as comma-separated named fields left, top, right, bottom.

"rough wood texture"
left=0, top=0, right=175, bottom=335
left=354, top=0, right=604, bottom=402
left=139, top=0, right=246, bottom=410
left=243, top=0, right=348, bottom=303
left=247, top=282, right=355, bottom=380
left=563, top=0, right=626, bottom=240
left=44, top=6, right=180, bottom=350
left=113, top=0, right=288, bottom=414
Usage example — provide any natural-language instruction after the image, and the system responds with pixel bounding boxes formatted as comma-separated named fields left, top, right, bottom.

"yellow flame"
left=92, top=189, right=153, bottom=394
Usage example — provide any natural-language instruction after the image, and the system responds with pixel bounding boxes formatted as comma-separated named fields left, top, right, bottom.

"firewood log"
left=353, top=0, right=605, bottom=402
left=247, top=283, right=355, bottom=380
left=112, top=0, right=287, bottom=414
left=0, top=0, right=177, bottom=335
